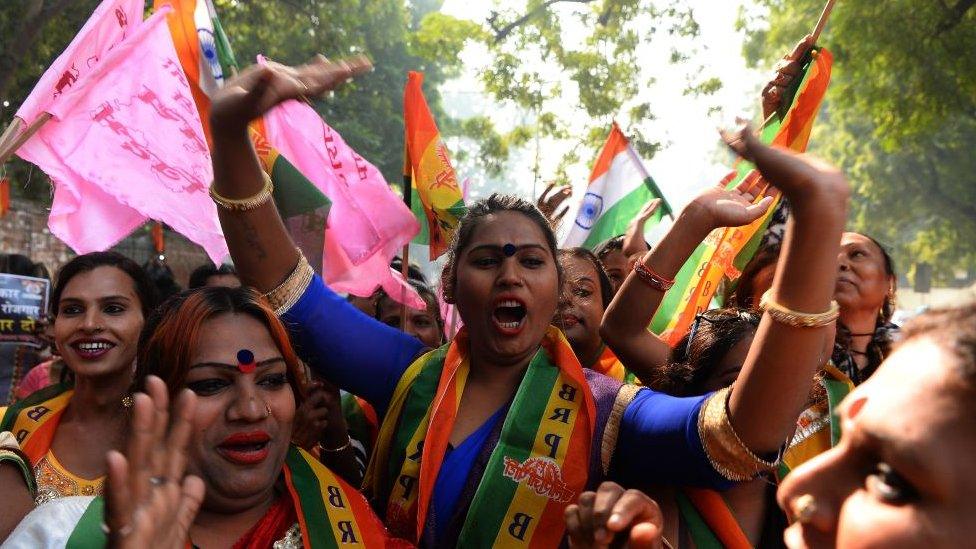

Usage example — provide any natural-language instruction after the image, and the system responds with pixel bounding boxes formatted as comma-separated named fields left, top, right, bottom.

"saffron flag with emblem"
left=15, top=0, right=144, bottom=128
left=564, top=122, right=672, bottom=249
left=403, top=71, right=466, bottom=260
left=651, top=47, right=834, bottom=346
left=15, top=9, right=228, bottom=264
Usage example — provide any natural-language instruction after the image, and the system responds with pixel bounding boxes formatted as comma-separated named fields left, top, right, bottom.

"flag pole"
left=0, top=113, right=52, bottom=165
left=811, top=0, right=837, bottom=43
left=0, top=118, right=24, bottom=153
left=400, top=152, right=413, bottom=327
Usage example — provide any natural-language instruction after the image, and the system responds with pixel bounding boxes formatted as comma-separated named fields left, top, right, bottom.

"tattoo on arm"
left=242, top=218, right=268, bottom=261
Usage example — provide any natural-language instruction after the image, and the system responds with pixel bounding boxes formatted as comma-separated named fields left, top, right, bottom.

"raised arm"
left=208, top=58, right=424, bottom=409
left=209, top=56, right=370, bottom=291
left=723, top=124, right=848, bottom=454
left=601, top=184, right=772, bottom=384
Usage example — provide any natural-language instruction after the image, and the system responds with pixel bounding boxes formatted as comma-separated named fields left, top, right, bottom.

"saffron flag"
left=564, top=122, right=672, bottom=249
left=403, top=71, right=466, bottom=260
left=652, top=47, right=834, bottom=345
left=0, top=177, right=9, bottom=217
left=262, top=98, right=423, bottom=309
left=15, top=10, right=228, bottom=264
left=16, top=0, right=144, bottom=127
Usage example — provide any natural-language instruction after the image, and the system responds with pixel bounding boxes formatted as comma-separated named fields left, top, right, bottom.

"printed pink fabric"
left=16, top=0, right=144, bottom=126
left=16, top=10, right=228, bottom=264
left=262, top=97, right=423, bottom=308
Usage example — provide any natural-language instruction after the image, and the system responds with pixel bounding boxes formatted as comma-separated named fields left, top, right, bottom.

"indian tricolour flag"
left=564, top=123, right=671, bottom=249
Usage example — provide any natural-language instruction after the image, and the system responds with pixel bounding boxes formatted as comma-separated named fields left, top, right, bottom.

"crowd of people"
left=0, top=37, right=970, bottom=549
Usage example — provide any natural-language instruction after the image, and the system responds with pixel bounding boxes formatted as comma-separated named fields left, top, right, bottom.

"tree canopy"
left=740, top=0, right=976, bottom=283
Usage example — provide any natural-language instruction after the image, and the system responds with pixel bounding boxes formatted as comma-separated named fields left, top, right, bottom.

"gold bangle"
left=318, top=436, right=352, bottom=454
left=209, top=172, right=274, bottom=211
left=760, top=290, right=839, bottom=328
left=698, top=387, right=779, bottom=481
left=263, top=253, right=314, bottom=315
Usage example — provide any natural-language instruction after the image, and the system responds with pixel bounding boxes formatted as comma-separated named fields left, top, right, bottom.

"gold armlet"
left=760, top=290, right=839, bottom=328
left=263, top=253, right=314, bottom=316
left=601, top=384, right=642, bottom=475
left=210, top=172, right=274, bottom=211
left=698, top=387, right=778, bottom=481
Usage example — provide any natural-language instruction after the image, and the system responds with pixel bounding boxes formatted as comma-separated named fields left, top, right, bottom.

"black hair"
left=728, top=243, right=781, bottom=309
left=188, top=263, right=238, bottom=289
left=374, top=280, right=444, bottom=332
left=390, top=257, right=429, bottom=286
left=142, top=258, right=182, bottom=302
left=558, top=248, right=613, bottom=309
left=654, top=308, right=760, bottom=396
left=441, top=193, right=561, bottom=303
left=861, top=233, right=897, bottom=324
left=900, top=303, right=976, bottom=386
left=0, top=253, right=49, bottom=279
left=594, top=235, right=625, bottom=260
left=51, top=252, right=158, bottom=319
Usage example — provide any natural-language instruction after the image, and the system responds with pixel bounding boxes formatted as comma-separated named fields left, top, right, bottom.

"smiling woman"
left=0, top=252, right=156, bottom=513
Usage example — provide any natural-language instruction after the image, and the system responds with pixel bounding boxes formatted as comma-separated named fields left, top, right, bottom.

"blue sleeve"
left=609, top=389, right=732, bottom=490
left=280, top=275, right=425, bottom=415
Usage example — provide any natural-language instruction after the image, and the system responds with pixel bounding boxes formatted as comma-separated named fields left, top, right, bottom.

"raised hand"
left=762, top=34, right=814, bottom=120
left=564, top=482, right=664, bottom=549
left=720, top=120, right=848, bottom=205
left=683, top=178, right=773, bottom=231
left=105, top=376, right=203, bottom=549
left=291, top=380, right=333, bottom=450
left=210, top=55, right=372, bottom=136
left=632, top=198, right=662, bottom=226
left=536, top=182, right=573, bottom=224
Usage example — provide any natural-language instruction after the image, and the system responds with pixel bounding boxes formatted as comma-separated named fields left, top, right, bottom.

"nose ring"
left=265, top=403, right=272, bottom=418
left=793, top=494, right=818, bottom=524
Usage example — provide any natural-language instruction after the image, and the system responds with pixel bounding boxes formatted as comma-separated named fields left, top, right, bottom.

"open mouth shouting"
left=70, top=338, right=116, bottom=360
left=492, top=297, right=527, bottom=335
left=218, top=431, right=272, bottom=465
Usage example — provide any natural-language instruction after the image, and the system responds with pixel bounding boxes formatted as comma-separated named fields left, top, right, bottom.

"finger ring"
left=149, top=475, right=166, bottom=487
left=793, top=494, right=818, bottom=524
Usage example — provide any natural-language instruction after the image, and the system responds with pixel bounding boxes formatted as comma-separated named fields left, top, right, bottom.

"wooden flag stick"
left=811, top=0, right=837, bottom=43
left=0, top=118, right=24, bottom=153
left=0, top=113, right=52, bottom=165
left=400, top=243, right=411, bottom=327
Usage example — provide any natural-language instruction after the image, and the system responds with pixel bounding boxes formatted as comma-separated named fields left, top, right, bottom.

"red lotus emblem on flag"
left=502, top=456, right=574, bottom=503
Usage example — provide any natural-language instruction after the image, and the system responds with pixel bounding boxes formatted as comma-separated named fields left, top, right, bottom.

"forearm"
left=729, top=188, right=848, bottom=453
left=0, top=461, right=34, bottom=539
left=319, top=422, right=363, bottom=486
left=602, top=210, right=711, bottom=374
left=211, top=127, right=299, bottom=292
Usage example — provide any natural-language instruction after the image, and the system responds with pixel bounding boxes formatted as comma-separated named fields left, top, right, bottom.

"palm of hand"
left=693, top=186, right=771, bottom=229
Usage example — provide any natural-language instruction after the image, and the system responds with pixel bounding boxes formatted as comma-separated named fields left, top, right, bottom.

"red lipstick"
left=217, top=431, right=271, bottom=465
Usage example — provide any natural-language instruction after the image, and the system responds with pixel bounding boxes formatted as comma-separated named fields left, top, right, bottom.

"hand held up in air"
left=761, top=34, right=814, bottom=120
left=104, top=376, right=204, bottom=549
left=536, top=182, right=573, bottom=224
left=210, top=54, right=373, bottom=136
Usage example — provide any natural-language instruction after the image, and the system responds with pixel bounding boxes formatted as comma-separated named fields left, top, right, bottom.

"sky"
left=436, top=0, right=769, bottom=244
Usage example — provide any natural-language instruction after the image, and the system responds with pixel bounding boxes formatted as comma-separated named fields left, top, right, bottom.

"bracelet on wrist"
left=760, top=289, right=839, bottom=328
left=633, top=259, right=675, bottom=292
left=209, top=171, right=274, bottom=211
left=318, top=435, right=352, bottom=454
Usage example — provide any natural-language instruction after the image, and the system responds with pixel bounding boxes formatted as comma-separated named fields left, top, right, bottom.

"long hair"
left=134, top=286, right=306, bottom=404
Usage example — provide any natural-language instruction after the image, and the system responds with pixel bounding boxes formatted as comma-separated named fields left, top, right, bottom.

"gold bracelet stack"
left=698, top=387, right=779, bottom=481
left=209, top=172, right=274, bottom=211
left=263, top=253, right=314, bottom=316
left=760, top=290, right=839, bottom=328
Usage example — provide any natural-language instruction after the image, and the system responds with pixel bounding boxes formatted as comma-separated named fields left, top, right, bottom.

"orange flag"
left=403, top=71, right=466, bottom=260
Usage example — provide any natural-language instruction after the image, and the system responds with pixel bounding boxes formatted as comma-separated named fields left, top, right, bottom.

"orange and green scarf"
left=67, top=446, right=391, bottom=548
left=778, top=363, right=853, bottom=479
left=0, top=381, right=73, bottom=464
left=676, top=488, right=751, bottom=549
left=365, top=326, right=596, bottom=546
left=592, top=345, right=639, bottom=384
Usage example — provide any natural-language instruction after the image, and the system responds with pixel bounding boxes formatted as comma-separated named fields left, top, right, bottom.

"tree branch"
left=936, top=0, right=976, bottom=34
left=490, top=0, right=597, bottom=43
left=0, top=0, right=78, bottom=102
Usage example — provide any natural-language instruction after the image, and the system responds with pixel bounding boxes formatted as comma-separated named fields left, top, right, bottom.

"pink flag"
left=16, top=0, right=144, bottom=126
left=262, top=97, right=423, bottom=308
left=16, top=10, right=227, bottom=264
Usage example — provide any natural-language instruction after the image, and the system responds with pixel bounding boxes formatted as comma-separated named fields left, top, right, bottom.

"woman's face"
left=600, top=249, right=628, bottom=294
left=183, top=313, right=295, bottom=513
left=54, top=266, right=144, bottom=379
left=835, top=233, right=891, bottom=315
left=377, top=294, right=443, bottom=348
left=454, top=211, right=559, bottom=367
left=555, top=255, right=604, bottom=360
left=778, top=337, right=976, bottom=548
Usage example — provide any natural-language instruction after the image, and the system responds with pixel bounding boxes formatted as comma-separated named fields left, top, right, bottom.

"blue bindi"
left=502, top=243, right=517, bottom=257
left=237, top=349, right=254, bottom=366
